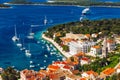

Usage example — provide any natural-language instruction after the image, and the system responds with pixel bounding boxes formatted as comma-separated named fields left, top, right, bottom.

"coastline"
left=42, top=34, right=72, bottom=58
left=3, top=2, right=120, bottom=8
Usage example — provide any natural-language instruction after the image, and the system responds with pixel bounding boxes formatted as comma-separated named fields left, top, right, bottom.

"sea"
left=0, top=4, right=120, bottom=71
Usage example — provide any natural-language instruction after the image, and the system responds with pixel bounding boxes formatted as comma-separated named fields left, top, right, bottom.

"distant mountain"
left=8, top=0, right=33, bottom=4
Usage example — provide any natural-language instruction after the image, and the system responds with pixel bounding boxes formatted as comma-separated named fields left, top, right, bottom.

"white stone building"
left=68, top=41, right=96, bottom=55
left=107, top=39, right=116, bottom=52
left=90, top=45, right=102, bottom=56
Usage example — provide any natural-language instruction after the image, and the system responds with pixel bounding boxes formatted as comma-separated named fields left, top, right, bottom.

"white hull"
left=12, top=36, right=19, bottom=42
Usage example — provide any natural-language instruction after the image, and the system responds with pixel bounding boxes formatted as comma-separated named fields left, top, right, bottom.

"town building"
left=80, top=57, right=90, bottom=65
left=116, top=65, right=120, bottom=74
left=81, top=70, right=98, bottom=80
left=107, top=39, right=116, bottom=52
left=90, top=45, right=102, bottom=56
left=99, top=68, right=115, bottom=80
left=0, top=68, right=3, bottom=74
left=102, top=37, right=108, bottom=58
left=69, top=41, right=96, bottom=55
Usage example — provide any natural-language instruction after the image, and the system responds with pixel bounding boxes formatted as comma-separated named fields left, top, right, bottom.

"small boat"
left=44, top=54, right=48, bottom=57
left=27, top=27, right=34, bottom=39
left=40, top=67, right=45, bottom=69
left=25, top=44, right=31, bottom=56
left=62, top=57, right=66, bottom=61
left=82, top=7, right=90, bottom=15
left=20, top=47, right=26, bottom=51
left=25, top=50, right=31, bottom=56
left=30, top=61, right=33, bottom=64
left=44, top=16, right=47, bottom=25
left=12, top=25, right=19, bottom=42
left=44, top=60, right=46, bottom=63
left=37, top=64, right=40, bottom=66
left=30, top=65, right=35, bottom=68
left=20, top=39, right=26, bottom=51
left=16, top=43, right=22, bottom=47
left=57, top=59, right=60, bottom=61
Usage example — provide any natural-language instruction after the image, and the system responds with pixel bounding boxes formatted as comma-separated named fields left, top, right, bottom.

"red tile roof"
left=81, top=57, right=89, bottom=61
left=48, top=65, right=60, bottom=70
left=86, top=70, right=98, bottom=76
left=63, top=65, right=71, bottom=70
left=102, top=68, right=115, bottom=75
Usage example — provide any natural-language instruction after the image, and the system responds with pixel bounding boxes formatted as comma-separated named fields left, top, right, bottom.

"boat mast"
left=14, top=25, right=17, bottom=37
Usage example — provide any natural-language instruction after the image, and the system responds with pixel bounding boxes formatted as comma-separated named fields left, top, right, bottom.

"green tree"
left=62, top=45, right=69, bottom=52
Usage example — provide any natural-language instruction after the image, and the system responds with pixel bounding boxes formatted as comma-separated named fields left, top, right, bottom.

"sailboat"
left=82, top=7, right=90, bottom=15
left=20, top=39, right=26, bottom=51
left=12, top=25, right=19, bottom=42
left=44, top=16, right=47, bottom=25
left=16, top=35, right=22, bottom=47
left=25, top=44, right=31, bottom=56
left=27, top=27, right=34, bottom=39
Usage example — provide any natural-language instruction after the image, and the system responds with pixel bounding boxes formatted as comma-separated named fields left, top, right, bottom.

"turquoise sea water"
left=0, top=5, right=120, bottom=71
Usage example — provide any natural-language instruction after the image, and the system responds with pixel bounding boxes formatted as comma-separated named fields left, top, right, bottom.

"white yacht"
left=30, top=61, right=33, bottom=64
left=82, top=7, right=90, bottom=15
left=44, top=16, right=47, bottom=25
left=30, top=65, right=35, bottom=68
left=25, top=50, right=31, bottom=56
left=25, top=44, right=31, bottom=56
left=12, top=25, right=19, bottom=42
left=44, top=54, right=48, bottom=57
left=20, top=39, right=26, bottom=51
left=27, top=26, right=34, bottom=39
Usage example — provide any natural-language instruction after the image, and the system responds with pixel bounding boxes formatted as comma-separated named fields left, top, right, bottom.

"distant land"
left=6, top=0, right=34, bottom=4
left=4, top=0, right=120, bottom=6
left=0, top=4, right=10, bottom=8
left=47, top=0, right=120, bottom=6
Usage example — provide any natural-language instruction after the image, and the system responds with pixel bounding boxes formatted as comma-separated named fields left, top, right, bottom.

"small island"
left=0, top=4, right=10, bottom=8
left=4, top=0, right=120, bottom=6
left=6, top=0, right=33, bottom=5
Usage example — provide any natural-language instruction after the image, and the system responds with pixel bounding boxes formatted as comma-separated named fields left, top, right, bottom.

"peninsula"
left=0, top=4, right=10, bottom=8
left=5, top=0, right=120, bottom=6
left=0, top=18, right=120, bottom=80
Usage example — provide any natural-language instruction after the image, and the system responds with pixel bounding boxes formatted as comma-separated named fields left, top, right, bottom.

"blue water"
left=0, top=5, right=120, bottom=71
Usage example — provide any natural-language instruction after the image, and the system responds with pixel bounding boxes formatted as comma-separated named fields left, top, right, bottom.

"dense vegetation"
left=8, top=0, right=33, bottom=4
left=45, top=19, right=120, bottom=39
left=1, top=67, right=20, bottom=80
left=48, top=0, right=120, bottom=6
left=106, top=73, right=120, bottom=80
left=7, top=0, right=120, bottom=6
left=79, top=53, right=120, bottom=73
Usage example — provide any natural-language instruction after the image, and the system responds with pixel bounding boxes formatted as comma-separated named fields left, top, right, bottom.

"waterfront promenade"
left=42, top=34, right=72, bottom=58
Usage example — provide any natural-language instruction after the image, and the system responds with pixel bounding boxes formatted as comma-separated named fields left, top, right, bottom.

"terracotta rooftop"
left=60, top=38, right=74, bottom=42
left=48, top=65, right=60, bottom=70
left=92, top=45, right=101, bottom=49
left=107, top=39, right=115, bottom=43
left=80, top=78, right=86, bottom=80
left=81, top=57, right=89, bottom=61
left=102, top=68, right=115, bottom=75
left=72, top=70, right=80, bottom=74
left=85, top=34, right=91, bottom=38
left=55, top=32, right=61, bottom=37
left=75, top=52, right=84, bottom=57
left=63, top=65, right=71, bottom=70
left=86, top=70, right=98, bottom=76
